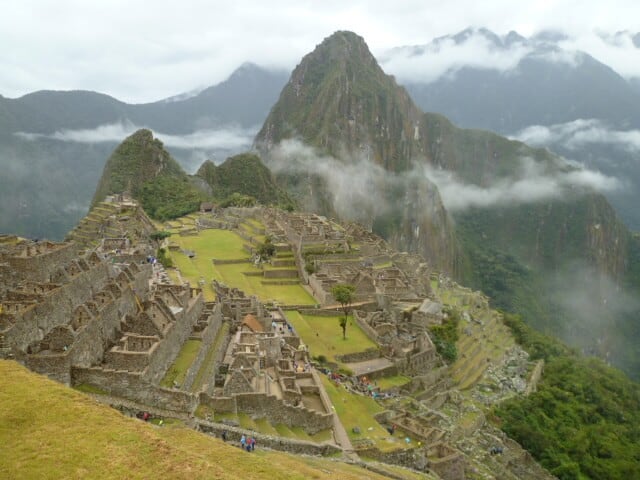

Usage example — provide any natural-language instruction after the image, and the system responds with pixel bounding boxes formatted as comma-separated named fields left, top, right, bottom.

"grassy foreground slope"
left=0, top=361, right=391, bottom=480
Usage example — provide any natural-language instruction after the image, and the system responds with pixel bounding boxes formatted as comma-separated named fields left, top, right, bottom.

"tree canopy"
left=331, top=284, right=355, bottom=340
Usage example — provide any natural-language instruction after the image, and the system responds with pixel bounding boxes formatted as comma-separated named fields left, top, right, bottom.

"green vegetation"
left=156, top=247, right=173, bottom=268
left=92, top=129, right=203, bottom=222
left=375, top=375, right=411, bottom=390
left=166, top=224, right=315, bottom=305
left=196, top=154, right=294, bottom=209
left=2, top=360, right=396, bottom=480
left=138, top=176, right=203, bottom=221
left=331, top=284, right=356, bottom=340
left=320, top=375, right=410, bottom=452
left=428, top=307, right=460, bottom=362
left=284, top=311, right=377, bottom=364
left=257, top=236, right=276, bottom=259
left=494, top=313, right=640, bottom=480
left=149, top=230, right=172, bottom=241
left=160, top=340, right=202, bottom=387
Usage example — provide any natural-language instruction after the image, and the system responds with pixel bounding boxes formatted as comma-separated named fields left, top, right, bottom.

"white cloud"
left=513, top=119, right=640, bottom=152
left=560, top=31, right=640, bottom=79
left=15, top=121, right=257, bottom=151
left=1, top=1, right=640, bottom=102
left=268, top=139, right=619, bottom=217
left=421, top=157, right=619, bottom=212
left=380, top=31, right=532, bottom=83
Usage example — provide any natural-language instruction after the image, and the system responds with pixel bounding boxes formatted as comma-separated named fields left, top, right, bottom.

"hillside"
left=92, top=129, right=203, bottom=220
left=196, top=152, right=293, bottom=208
left=0, top=360, right=392, bottom=480
left=254, top=30, right=640, bottom=377
left=0, top=64, right=288, bottom=240
left=256, top=31, right=460, bottom=275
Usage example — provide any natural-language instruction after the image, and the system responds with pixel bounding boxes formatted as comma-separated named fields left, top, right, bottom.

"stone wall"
left=182, top=310, right=223, bottom=391
left=211, top=392, right=333, bottom=434
left=199, top=393, right=237, bottom=413
left=8, top=242, right=77, bottom=283
left=197, top=421, right=340, bottom=456
left=144, top=294, right=204, bottom=383
left=353, top=313, right=382, bottom=344
left=25, top=353, right=71, bottom=384
left=71, top=366, right=197, bottom=412
left=335, top=348, right=381, bottom=364
left=6, top=261, right=112, bottom=352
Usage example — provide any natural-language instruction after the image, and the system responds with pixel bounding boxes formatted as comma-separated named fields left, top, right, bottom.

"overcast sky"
left=2, top=0, right=640, bottom=103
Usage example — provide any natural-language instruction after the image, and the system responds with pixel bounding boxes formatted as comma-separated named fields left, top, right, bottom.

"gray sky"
left=2, top=0, right=640, bottom=103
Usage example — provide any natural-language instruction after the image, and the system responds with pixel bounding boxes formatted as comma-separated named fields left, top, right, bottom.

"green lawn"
left=175, top=229, right=249, bottom=260
left=160, top=340, right=202, bottom=387
left=166, top=224, right=316, bottom=305
left=320, top=376, right=409, bottom=452
left=284, top=312, right=377, bottom=364
left=376, top=375, right=412, bottom=390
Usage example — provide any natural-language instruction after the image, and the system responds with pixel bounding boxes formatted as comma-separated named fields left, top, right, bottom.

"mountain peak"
left=91, top=129, right=187, bottom=206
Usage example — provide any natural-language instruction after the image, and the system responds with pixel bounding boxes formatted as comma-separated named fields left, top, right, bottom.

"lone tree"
left=331, top=284, right=355, bottom=340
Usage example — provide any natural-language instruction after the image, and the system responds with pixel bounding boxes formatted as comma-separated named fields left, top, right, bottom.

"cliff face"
left=256, top=31, right=460, bottom=274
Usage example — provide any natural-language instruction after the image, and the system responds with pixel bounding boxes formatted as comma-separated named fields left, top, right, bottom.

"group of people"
left=221, top=431, right=257, bottom=452
left=239, top=434, right=256, bottom=452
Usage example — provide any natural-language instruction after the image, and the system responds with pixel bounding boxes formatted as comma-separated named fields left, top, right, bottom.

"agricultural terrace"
left=165, top=223, right=316, bottom=305
left=284, top=312, right=377, bottom=365
left=321, top=376, right=414, bottom=452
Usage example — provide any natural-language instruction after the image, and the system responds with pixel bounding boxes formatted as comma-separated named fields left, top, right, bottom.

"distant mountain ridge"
left=381, top=27, right=640, bottom=229
left=0, top=63, right=288, bottom=239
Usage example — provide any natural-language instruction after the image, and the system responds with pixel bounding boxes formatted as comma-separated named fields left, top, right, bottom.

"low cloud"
left=560, top=31, right=640, bottom=80
left=548, top=262, right=640, bottom=369
left=512, top=118, right=640, bottom=152
left=268, top=139, right=395, bottom=221
left=379, top=28, right=587, bottom=85
left=421, top=157, right=619, bottom=212
left=15, top=120, right=257, bottom=151
left=268, top=139, right=619, bottom=217
left=381, top=32, right=532, bottom=84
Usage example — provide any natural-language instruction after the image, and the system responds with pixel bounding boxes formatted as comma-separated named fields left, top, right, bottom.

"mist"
left=421, top=157, right=620, bottom=212
left=513, top=118, right=640, bottom=152
left=547, top=262, right=640, bottom=370
left=268, top=140, right=620, bottom=218
left=381, top=32, right=531, bottom=84
left=15, top=121, right=257, bottom=151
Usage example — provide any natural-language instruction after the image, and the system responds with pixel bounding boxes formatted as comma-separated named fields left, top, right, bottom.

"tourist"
left=250, top=437, right=256, bottom=451
left=240, top=434, right=246, bottom=449
left=221, top=430, right=227, bottom=442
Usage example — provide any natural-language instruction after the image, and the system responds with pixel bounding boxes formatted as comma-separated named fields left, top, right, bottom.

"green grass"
left=166, top=222, right=316, bottom=305
left=191, top=322, right=230, bottom=392
left=320, top=376, right=409, bottom=452
left=284, top=312, right=377, bottom=364
left=2, top=360, right=397, bottom=480
left=375, top=375, right=411, bottom=390
left=73, top=383, right=108, bottom=395
left=160, top=340, right=202, bottom=388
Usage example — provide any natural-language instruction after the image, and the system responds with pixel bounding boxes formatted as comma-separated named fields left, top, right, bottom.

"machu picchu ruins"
left=0, top=196, right=554, bottom=480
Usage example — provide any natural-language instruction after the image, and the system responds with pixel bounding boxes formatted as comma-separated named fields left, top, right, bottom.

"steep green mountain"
left=256, top=31, right=460, bottom=274
left=255, top=30, right=640, bottom=378
left=92, top=129, right=202, bottom=220
left=196, top=153, right=293, bottom=208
